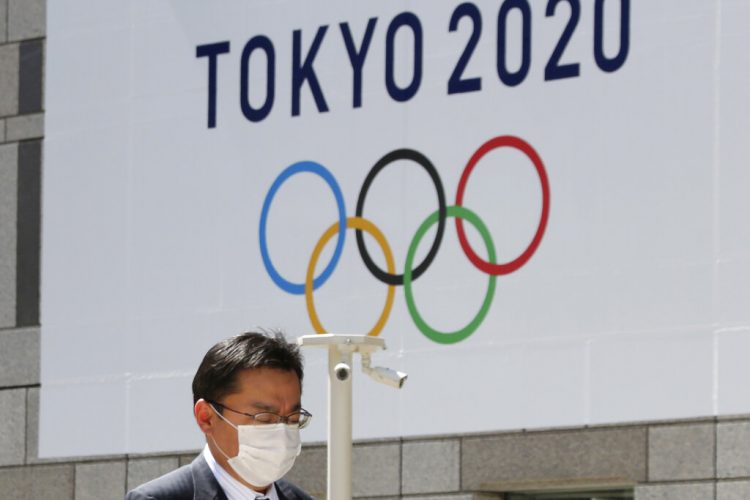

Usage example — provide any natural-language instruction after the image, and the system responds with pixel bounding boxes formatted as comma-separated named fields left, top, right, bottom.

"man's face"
left=195, top=367, right=302, bottom=489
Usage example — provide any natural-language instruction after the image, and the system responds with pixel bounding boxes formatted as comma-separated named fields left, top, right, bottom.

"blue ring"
left=259, top=161, right=347, bottom=294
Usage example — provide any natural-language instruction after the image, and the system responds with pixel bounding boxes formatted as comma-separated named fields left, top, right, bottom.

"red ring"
left=455, top=135, right=550, bottom=276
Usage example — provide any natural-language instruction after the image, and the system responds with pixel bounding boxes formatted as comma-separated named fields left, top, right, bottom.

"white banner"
left=41, top=0, right=750, bottom=457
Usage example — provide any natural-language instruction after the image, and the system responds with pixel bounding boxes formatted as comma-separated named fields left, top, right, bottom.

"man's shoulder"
left=124, top=462, right=195, bottom=500
left=276, top=479, right=314, bottom=500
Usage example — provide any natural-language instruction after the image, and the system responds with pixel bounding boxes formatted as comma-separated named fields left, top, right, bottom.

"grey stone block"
left=0, top=327, right=39, bottom=386
left=648, top=423, right=715, bottom=481
left=0, top=464, right=75, bottom=500
left=353, top=442, right=401, bottom=497
left=286, top=444, right=326, bottom=498
left=0, top=117, right=5, bottom=140
left=462, top=427, right=647, bottom=490
left=718, top=421, right=750, bottom=478
left=635, top=482, right=714, bottom=500
left=25, top=386, right=38, bottom=462
left=6, top=112, right=43, bottom=141
left=0, top=142, right=17, bottom=327
left=75, top=461, right=126, bottom=500
left=126, top=457, right=180, bottom=492
left=8, top=0, right=45, bottom=41
left=0, top=388, right=26, bottom=466
left=29, top=464, right=76, bottom=499
left=0, top=43, right=18, bottom=116
left=0, top=468, right=27, bottom=496
left=402, top=439, right=460, bottom=494
left=718, top=480, right=750, bottom=500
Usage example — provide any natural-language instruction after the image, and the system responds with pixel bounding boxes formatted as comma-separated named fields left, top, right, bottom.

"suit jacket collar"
left=192, top=453, right=297, bottom=500
left=275, top=483, right=290, bottom=500
left=191, top=454, right=229, bottom=500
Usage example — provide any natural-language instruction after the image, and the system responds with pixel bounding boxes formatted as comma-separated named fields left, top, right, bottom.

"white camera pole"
left=297, top=334, right=406, bottom=500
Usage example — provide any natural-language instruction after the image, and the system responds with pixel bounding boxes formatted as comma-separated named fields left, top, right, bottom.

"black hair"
left=192, top=330, right=304, bottom=405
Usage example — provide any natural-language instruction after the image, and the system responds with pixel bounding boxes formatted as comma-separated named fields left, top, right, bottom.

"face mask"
left=211, top=406, right=302, bottom=487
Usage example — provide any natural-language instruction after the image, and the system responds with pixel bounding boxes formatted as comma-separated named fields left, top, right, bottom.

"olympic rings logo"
left=259, top=135, right=550, bottom=344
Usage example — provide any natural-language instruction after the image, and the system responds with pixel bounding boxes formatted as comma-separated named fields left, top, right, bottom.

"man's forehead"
left=222, top=369, right=302, bottom=412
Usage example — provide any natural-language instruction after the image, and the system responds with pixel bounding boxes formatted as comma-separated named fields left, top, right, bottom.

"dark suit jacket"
left=124, top=454, right=313, bottom=500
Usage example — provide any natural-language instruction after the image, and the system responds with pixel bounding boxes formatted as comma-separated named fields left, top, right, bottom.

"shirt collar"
left=203, top=444, right=279, bottom=500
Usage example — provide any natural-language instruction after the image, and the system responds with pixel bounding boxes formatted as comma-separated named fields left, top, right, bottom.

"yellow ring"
left=305, top=216, right=395, bottom=337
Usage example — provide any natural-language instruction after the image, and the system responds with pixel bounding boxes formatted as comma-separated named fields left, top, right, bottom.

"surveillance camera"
left=367, top=366, right=408, bottom=389
left=360, top=354, right=407, bottom=389
left=334, top=362, right=351, bottom=381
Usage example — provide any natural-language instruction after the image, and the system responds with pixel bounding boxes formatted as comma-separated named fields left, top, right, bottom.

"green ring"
left=404, top=205, right=497, bottom=344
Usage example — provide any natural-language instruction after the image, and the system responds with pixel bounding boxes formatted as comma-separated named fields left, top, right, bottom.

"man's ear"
left=194, top=399, right=216, bottom=435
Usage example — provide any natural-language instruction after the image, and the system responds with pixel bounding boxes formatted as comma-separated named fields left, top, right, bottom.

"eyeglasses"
left=207, top=400, right=312, bottom=429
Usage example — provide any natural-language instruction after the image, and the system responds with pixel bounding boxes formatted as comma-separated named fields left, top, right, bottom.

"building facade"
left=2, top=2, right=750, bottom=499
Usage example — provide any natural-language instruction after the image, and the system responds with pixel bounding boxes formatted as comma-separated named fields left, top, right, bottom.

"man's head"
left=192, top=331, right=306, bottom=492
left=192, top=330, right=304, bottom=404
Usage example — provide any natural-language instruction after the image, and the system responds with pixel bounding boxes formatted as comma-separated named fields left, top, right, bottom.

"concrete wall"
left=1, top=2, right=749, bottom=498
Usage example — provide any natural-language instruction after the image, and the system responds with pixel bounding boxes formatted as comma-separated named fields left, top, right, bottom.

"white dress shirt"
left=203, top=444, right=279, bottom=500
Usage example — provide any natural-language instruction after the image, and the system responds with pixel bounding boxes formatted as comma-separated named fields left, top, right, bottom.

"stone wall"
left=1, top=1, right=749, bottom=498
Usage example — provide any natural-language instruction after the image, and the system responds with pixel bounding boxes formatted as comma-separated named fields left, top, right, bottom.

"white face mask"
left=211, top=406, right=302, bottom=487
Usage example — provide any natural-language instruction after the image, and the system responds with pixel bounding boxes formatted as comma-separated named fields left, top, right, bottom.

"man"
left=126, top=331, right=314, bottom=499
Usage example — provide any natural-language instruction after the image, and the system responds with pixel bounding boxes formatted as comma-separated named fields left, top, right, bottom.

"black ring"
left=355, top=149, right=446, bottom=286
